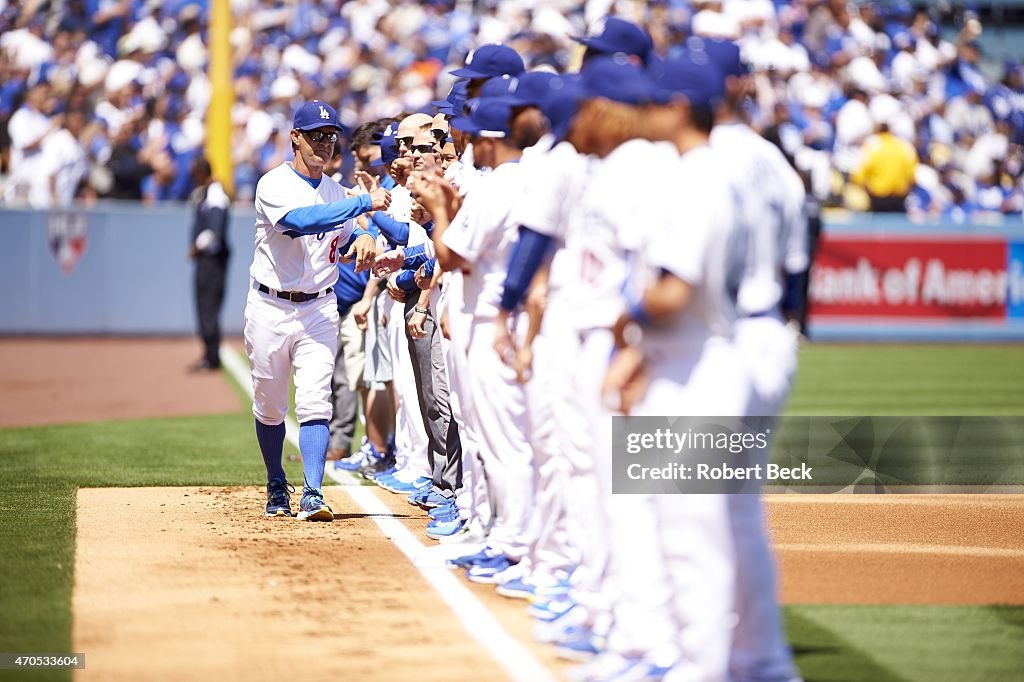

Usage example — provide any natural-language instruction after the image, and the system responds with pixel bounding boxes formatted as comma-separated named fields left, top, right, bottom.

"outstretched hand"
left=346, top=233, right=379, bottom=273
left=373, top=248, right=406, bottom=277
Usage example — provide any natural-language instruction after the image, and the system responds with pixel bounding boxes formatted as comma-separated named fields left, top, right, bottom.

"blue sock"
left=300, top=419, right=330, bottom=492
left=255, top=419, right=286, bottom=483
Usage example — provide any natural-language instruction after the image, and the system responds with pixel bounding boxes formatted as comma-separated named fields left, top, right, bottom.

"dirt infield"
left=0, top=338, right=240, bottom=427
left=17, top=338, right=1016, bottom=678
left=768, top=495, right=1024, bottom=604
left=73, top=486, right=567, bottom=682
left=72, top=486, right=1024, bottom=681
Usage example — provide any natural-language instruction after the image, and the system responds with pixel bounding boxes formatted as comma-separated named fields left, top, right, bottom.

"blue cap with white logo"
left=451, top=99, right=513, bottom=138
left=488, top=71, right=558, bottom=107
left=293, top=100, right=340, bottom=130
left=450, top=44, right=526, bottom=79
left=373, top=123, right=400, bottom=167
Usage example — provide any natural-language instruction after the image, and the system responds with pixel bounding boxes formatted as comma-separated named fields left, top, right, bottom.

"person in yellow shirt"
left=850, top=123, right=919, bottom=212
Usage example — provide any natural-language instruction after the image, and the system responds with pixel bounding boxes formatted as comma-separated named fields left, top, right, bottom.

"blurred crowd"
left=0, top=0, right=1022, bottom=219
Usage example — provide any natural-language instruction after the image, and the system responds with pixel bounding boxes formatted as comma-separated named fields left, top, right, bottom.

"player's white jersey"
left=389, top=183, right=414, bottom=224
left=251, top=162, right=358, bottom=293
left=560, top=138, right=679, bottom=331
left=442, top=161, right=526, bottom=320
left=509, top=140, right=590, bottom=299
left=635, top=144, right=743, bottom=366
left=710, top=123, right=808, bottom=316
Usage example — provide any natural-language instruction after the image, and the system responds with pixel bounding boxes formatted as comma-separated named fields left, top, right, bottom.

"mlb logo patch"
left=47, top=211, right=88, bottom=275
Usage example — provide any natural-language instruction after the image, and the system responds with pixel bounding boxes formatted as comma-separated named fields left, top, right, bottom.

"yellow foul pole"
left=205, top=0, right=234, bottom=196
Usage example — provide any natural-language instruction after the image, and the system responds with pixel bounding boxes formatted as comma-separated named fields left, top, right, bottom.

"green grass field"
left=1, top=344, right=1023, bottom=681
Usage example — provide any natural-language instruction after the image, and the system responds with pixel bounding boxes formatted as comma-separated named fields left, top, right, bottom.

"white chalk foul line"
left=221, top=344, right=556, bottom=682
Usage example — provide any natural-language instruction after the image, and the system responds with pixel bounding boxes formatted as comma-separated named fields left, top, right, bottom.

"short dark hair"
left=349, top=118, right=397, bottom=152
left=691, top=104, right=715, bottom=134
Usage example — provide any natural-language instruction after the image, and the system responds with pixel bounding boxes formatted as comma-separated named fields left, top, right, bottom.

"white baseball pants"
left=244, top=286, right=338, bottom=425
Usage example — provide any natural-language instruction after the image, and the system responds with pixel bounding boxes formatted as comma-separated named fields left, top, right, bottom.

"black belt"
left=257, top=283, right=333, bottom=303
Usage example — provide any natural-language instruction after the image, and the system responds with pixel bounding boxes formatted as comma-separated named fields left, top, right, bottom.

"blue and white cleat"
left=380, top=476, right=432, bottom=495
left=496, top=576, right=536, bottom=600
left=296, top=487, right=334, bottom=522
left=529, top=594, right=577, bottom=622
left=466, top=555, right=515, bottom=583
left=409, top=489, right=450, bottom=510
left=265, top=478, right=294, bottom=517
left=426, top=515, right=464, bottom=540
left=555, top=626, right=603, bottom=661
left=446, top=547, right=496, bottom=570
left=428, top=499, right=457, bottom=519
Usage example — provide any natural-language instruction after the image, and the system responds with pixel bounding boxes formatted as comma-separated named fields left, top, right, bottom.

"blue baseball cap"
left=579, top=55, right=657, bottom=105
left=451, top=99, right=512, bottom=138
left=431, top=80, right=467, bottom=114
left=450, top=44, right=525, bottom=79
left=539, top=74, right=584, bottom=142
left=648, top=50, right=726, bottom=109
left=690, top=36, right=747, bottom=79
left=293, top=100, right=340, bottom=130
left=489, top=71, right=558, bottom=107
left=573, top=17, right=653, bottom=63
left=479, top=75, right=515, bottom=100
left=373, top=123, right=400, bottom=167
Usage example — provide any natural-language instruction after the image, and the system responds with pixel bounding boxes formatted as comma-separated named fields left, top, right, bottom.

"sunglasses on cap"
left=302, top=130, right=338, bottom=144
left=430, top=128, right=448, bottom=142
left=397, top=135, right=414, bottom=148
left=409, top=143, right=438, bottom=155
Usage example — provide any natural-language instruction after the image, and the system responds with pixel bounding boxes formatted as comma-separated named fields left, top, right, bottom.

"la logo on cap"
left=319, top=105, right=330, bottom=119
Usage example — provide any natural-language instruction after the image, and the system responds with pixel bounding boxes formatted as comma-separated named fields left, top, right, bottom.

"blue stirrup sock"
left=300, top=419, right=330, bottom=492
left=255, top=419, right=287, bottom=483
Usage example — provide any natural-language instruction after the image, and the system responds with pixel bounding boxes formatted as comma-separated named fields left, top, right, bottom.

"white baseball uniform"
left=442, top=160, right=534, bottom=562
left=245, top=163, right=365, bottom=426
left=711, top=122, right=807, bottom=682
left=558, top=138, right=683, bottom=632
left=382, top=184, right=430, bottom=480
left=604, top=144, right=748, bottom=682
left=506, top=137, right=591, bottom=585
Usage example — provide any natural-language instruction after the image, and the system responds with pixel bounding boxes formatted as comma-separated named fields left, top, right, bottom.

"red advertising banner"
left=809, top=236, right=1008, bottom=319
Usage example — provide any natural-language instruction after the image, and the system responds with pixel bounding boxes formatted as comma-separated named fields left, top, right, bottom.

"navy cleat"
left=265, top=478, right=295, bottom=517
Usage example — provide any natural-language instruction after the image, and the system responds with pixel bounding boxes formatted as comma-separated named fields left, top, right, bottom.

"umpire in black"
left=188, top=157, right=231, bottom=372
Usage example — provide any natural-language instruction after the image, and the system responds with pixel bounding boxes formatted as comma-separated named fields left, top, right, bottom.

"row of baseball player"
left=244, top=18, right=809, bottom=682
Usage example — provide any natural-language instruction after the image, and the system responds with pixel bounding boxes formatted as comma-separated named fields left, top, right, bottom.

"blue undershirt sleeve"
left=500, top=227, right=554, bottom=312
left=371, top=212, right=410, bottom=246
left=401, top=244, right=431, bottom=270
left=395, top=269, right=418, bottom=292
left=278, top=194, right=372, bottom=235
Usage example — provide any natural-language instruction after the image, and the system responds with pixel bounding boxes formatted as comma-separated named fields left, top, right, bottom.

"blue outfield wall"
left=0, top=203, right=259, bottom=334
left=2, top=204, right=1024, bottom=341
